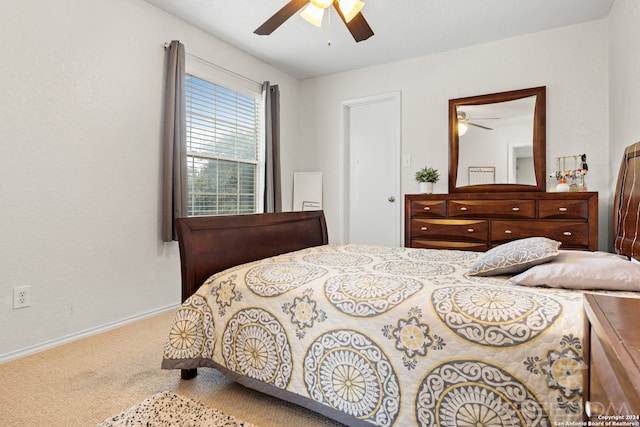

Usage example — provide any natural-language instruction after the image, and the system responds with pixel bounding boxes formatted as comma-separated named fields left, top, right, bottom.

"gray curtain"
left=161, top=40, right=187, bottom=242
left=263, top=82, right=282, bottom=212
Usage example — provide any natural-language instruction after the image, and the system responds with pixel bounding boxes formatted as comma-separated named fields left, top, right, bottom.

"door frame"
left=340, top=91, right=402, bottom=245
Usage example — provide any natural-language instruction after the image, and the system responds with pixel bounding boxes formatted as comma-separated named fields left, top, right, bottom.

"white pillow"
left=509, top=250, right=640, bottom=291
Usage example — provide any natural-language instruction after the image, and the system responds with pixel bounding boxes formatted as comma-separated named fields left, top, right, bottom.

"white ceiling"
left=145, top=0, right=615, bottom=79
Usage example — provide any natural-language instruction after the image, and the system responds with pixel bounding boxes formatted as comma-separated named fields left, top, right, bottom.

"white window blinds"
left=185, top=74, right=262, bottom=216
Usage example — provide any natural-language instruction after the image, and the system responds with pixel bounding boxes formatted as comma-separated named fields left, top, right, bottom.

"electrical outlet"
left=13, top=286, right=31, bottom=309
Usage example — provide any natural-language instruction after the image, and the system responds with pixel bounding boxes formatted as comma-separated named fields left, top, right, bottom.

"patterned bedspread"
left=162, top=244, right=586, bottom=426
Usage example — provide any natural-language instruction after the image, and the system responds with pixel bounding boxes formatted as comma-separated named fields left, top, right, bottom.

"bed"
left=162, top=142, right=640, bottom=426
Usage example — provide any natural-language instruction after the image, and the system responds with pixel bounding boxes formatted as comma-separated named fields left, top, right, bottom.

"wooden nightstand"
left=584, top=293, right=640, bottom=418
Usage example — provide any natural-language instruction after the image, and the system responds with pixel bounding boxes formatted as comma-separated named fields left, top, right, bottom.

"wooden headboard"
left=613, top=141, right=640, bottom=261
left=175, top=210, right=328, bottom=302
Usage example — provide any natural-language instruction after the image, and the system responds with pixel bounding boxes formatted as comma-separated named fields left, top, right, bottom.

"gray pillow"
left=467, top=237, right=561, bottom=276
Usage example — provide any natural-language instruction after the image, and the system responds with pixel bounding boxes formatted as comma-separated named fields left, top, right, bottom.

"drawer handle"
left=512, top=207, right=520, bottom=211
left=558, top=207, right=568, bottom=212
left=421, top=227, right=428, bottom=231
left=423, top=207, right=431, bottom=211
left=467, top=228, right=475, bottom=233
left=563, top=231, right=572, bottom=236
left=460, top=207, right=468, bottom=211
left=504, top=230, right=513, bottom=234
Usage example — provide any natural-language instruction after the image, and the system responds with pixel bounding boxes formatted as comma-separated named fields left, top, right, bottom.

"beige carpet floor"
left=0, top=309, right=344, bottom=427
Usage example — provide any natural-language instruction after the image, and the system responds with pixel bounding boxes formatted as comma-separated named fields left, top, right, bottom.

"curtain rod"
left=163, top=42, right=262, bottom=87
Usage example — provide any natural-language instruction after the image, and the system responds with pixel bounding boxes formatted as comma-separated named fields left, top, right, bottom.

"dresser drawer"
left=411, top=239, right=489, bottom=251
left=449, top=200, right=535, bottom=218
left=410, top=200, right=447, bottom=217
left=491, top=220, right=589, bottom=246
left=411, top=219, right=488, bottom=241
left=539, top=199, right=590, bottom=220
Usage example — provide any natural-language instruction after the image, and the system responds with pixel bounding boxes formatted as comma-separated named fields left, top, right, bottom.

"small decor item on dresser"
left=553, top=154, right=588, bottom=192
left=415, top=166, right=439, bottom=194
left=556, top=179, right=570, bottom=192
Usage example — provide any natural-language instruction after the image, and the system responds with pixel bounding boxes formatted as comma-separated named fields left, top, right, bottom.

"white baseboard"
left=0, top=304, right=179, bottom=364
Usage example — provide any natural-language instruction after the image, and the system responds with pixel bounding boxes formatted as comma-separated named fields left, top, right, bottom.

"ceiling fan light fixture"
left=310, top=0, right=334, bottom=8
left=457, top=111, right=468, bottom=136
left=255, top=0, right=373, bottom=42
left=300, top=3, right=325, bottom=27
left=338, top=0, right=365, bottom=23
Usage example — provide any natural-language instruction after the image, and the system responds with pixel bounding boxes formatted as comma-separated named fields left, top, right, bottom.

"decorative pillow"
left=467, top=237, right=561, bottom=276
left=509, top=250, right=640, bottom=291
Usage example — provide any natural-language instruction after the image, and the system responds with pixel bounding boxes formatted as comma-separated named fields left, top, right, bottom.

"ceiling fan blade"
left=254, top=0, right=310, bottom=35
left=468, top=122, right=494, bottom=130
left=333, top=1, right=374, bottom=42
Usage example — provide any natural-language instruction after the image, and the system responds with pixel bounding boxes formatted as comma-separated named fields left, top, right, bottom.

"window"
left=185, top=73, right=263, bottom=216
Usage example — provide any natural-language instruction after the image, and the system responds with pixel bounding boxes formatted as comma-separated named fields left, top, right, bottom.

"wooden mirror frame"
left=448, top=86, right=546, bottom=193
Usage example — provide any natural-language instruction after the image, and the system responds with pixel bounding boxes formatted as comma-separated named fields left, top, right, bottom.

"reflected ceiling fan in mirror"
left=254, top=0, right=374, bottom=42
left=456, top=111, right=499, bottom=136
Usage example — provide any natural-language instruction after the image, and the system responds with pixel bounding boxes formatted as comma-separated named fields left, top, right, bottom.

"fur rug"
left=97, top=391, right=257, bottom=427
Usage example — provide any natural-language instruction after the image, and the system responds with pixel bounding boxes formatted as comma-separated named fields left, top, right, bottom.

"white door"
left=342, top=92, right=401, bottom=246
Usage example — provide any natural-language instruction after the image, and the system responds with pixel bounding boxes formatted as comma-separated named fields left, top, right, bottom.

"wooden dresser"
left=584, top=293, right=640, bottom=418
left=404, top=192, right=598, bottom=251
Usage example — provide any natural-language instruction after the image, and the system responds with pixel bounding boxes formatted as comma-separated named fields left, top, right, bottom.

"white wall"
left=0, top=0, right=301, bottom=359
left=609, top=0, right=640, bottom=183
left=298, top=20, right=610, bottom=248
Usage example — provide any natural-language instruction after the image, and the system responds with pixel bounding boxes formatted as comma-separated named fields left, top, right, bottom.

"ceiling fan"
left=254, top=0, right=374, bottom=43
left=457, top=111, right=499, bottom=135
left=457, top=111, right=498, bottom=130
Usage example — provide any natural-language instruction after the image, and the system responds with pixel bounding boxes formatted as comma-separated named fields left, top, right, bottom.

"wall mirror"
left=448, top=86, right=546, bottom=193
